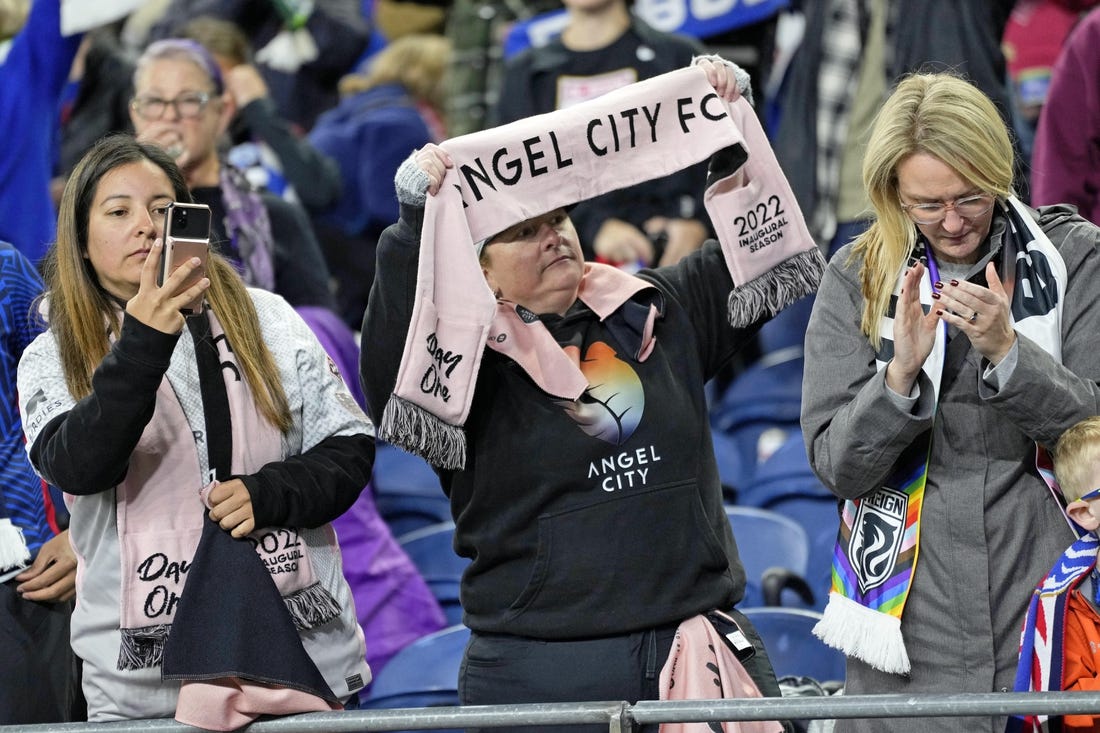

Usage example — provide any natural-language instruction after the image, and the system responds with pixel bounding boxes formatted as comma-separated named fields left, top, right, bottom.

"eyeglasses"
left=130, top=92, right=212, bottom=121
left=900, top=194, right=996, bottom=225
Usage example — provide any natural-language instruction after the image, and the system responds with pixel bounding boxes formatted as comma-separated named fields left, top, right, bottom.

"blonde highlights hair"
left=337, top=34, right=451, bottom=108
left=44, top=134, right=291, bottom=433
left=0, top=0, right=29, bottom=39
left=853, top=73, right=1015, bottom=348
left=1054, top=417, right=1100, bottom=503
left=178, top=15, right=252, bottom=67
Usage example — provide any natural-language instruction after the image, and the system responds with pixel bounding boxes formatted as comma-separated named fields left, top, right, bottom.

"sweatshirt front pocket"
left=504, top=479, right=732, bottom=633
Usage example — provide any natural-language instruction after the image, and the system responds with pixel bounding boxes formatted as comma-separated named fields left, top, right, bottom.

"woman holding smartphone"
left=16, top=134, right=375, bottom=725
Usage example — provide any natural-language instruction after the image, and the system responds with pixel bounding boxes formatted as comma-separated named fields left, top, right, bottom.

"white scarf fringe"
left=0, top=518, right=31, bottom=572
left=814, top=591, right=911, bottom=675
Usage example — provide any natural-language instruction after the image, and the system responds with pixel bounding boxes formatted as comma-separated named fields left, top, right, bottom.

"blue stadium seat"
left=764, top=495, right=839, bottom=612
left=364, top=624, right=470, bottom=714
left=741, top=607, right=845, bottom=684
left=756, top=294, right=814, bottom=356
left=737, top=431, right=829, bottom=507
left=397, top=522, right=470, bottom=627
left=373, top=443, right=443, bottom=496
left=725, top=505, right=811, bottom=608
left=710, top=350, right=805, bottom=494
left=373, top=443, right=451, bottom=537
left=740, top=432, right=839, bottom=611
left=711, top=427, right=751, bottom=503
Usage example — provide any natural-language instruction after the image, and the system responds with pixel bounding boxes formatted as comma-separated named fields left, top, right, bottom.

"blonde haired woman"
left=801, top=72, right=1100, bottom=732
left=337, top=33, right=451, bottom=124
left=17, top=135, right=374, bottom=723
left=308, top=33, right=452, bottom=328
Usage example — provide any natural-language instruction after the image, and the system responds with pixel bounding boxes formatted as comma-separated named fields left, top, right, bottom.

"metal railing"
left=5, top=692, right=1100, bottom=733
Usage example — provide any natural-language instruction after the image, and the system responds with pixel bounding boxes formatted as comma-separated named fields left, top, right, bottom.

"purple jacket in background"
left=1031, top=6, right=1100, bottom=226
left=296, top=305, right=447, bottom=675
left=331, top=487, right=447, bottom=676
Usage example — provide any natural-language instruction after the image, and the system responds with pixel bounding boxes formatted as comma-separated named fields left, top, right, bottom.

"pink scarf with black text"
left=659, top=613, right=783, bottom=733
left=380, top=64, right=822, bottom=469
left=115, top=313, right=338, bottom=671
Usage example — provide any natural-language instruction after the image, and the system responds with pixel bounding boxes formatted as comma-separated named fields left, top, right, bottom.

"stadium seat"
left=764, top=494, right=840, bottom=612
left=710, top=349, right=805, bottom=494
left=741, top=606, right=845, bottom=684
left=397, top=522, right=470, bottom=626
left=740, top=432, right=839, bottom=611
left=373, top=443, right=451, bottom=537
left=364, top=624, right=470, bottom=715
left=725, top=505, right=811, bottom=608
left=736, top=430, right=829, bottom=507
left=756, top=293, right=814, bottom=356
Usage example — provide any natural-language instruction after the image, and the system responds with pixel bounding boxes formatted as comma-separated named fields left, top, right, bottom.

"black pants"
left=0, top=580, right=78, bottom=724
left=459, top=609, right=784, bottom=733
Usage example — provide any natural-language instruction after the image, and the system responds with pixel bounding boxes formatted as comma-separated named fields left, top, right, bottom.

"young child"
left=1010, top=415, right=1100, bottom=732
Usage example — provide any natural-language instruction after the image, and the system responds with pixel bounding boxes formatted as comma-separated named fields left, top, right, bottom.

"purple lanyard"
left=916, top=245, right=949, bottom=362
left=924, top=248, right=941, bottom=288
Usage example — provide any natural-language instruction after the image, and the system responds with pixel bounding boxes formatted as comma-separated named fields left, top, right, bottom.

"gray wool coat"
left=801, top=204, right=1100, bottom=732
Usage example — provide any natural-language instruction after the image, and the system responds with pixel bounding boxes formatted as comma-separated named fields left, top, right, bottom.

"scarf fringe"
left=118, top=624, right=171, bottom=671
left=116, top=585, right=339, bottom=671
left=727, top=247, right=827, bottom=328
left=284, top=581, right=341, bottom=630
left=0, top=519, right=30, bottom=572
left=814, top=591, right=911, bottom=675
left=379, top=393, right=467, bottom=470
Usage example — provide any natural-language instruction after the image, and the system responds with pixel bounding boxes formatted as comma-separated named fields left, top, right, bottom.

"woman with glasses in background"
left=801, top=72, right=1100, bottom=732
left=127, top=38, right=449, bottom=679
left=129, top=39, right=335, bottom=311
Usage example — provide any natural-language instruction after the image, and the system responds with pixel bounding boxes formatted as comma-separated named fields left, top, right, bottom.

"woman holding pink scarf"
left=361, top=58, right=824, bottom=733
left=17, top=134, right=374, bottom=727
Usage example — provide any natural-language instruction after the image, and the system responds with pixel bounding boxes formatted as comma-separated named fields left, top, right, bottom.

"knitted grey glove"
left=691, top=54, right=755, bottom=107
left=395, top=151, right=430, bottom=207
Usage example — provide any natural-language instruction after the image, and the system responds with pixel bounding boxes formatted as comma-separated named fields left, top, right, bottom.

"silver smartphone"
left=158, top=202, right=211, bottom=315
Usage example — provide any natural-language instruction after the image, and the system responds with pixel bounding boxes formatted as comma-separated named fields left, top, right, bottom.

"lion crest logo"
left=850, top=488, right=908, bottom=595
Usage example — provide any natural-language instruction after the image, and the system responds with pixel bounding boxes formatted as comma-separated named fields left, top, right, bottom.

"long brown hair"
left=44, top=134, right=291, bottom=432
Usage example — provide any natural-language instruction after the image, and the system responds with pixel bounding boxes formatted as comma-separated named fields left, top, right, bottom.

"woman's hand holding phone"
left=126, top=238, right=210, bottom=334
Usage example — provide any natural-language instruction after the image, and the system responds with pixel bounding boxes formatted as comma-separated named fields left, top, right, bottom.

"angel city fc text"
left=456, top=93, right=731, bottom=204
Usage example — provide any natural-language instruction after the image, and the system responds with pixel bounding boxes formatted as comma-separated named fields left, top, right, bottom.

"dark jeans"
left=0, top=580, right=78, bottom=723
left=459, top=609, right=784, bottom=733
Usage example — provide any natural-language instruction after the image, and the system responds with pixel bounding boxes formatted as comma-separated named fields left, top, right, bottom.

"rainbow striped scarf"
left=814, top=197, right=1066, bottom=674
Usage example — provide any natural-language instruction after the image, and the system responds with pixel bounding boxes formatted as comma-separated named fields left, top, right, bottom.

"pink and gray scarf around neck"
left=113, top=310, right=342, bottom=725
left=116, top=311, right=338, bottom=672
left=380, top=64, right=824, bottom=469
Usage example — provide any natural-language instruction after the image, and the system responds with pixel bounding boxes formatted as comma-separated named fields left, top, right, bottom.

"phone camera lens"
left=177, top=209, right=188, bottom=225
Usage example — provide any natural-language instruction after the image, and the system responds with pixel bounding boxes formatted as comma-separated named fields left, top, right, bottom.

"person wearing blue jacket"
left=308, top=33, right=450, bottom=329
left=0, top=240, right=78, bottom=723
left=0, top=0, right=82, bottom=264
